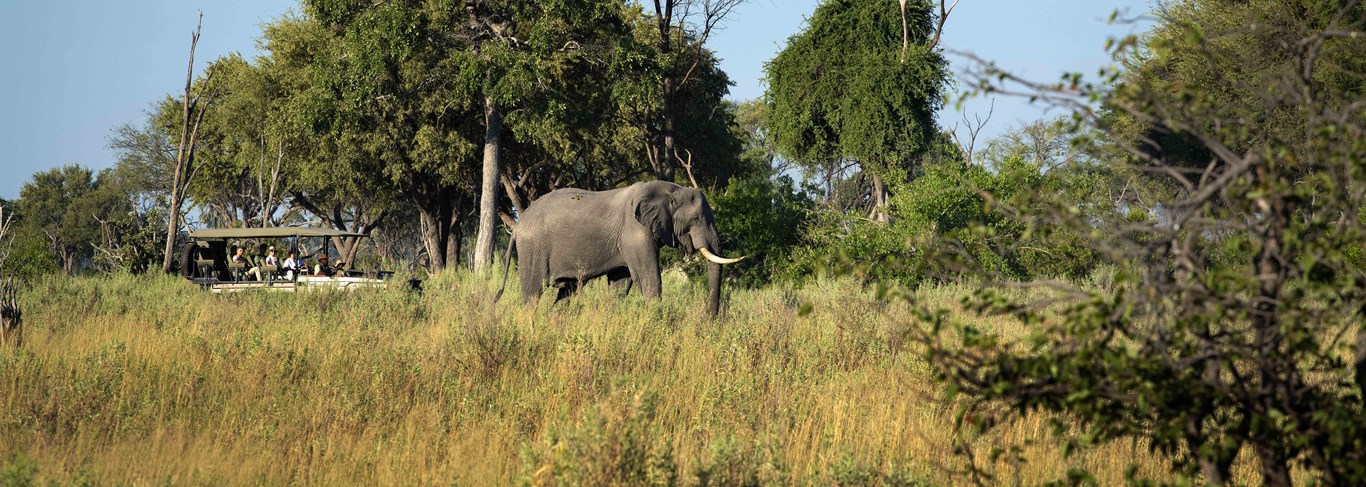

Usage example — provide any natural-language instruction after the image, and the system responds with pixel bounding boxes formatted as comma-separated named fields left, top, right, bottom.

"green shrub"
left=705, top=174, right=816, bottom=287
left=0, top=453, right=37, bottom=487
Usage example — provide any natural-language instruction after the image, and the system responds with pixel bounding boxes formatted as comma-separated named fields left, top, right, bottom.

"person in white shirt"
left=231, top=246, right=249, bottom=281
left=282, top=250, right=299, bottom=281
left=247, top=246, right=279, bottom=281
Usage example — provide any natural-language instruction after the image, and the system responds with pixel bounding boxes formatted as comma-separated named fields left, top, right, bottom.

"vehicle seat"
left=196, top=259, right=215, bottom=280
left=228, top=261, right=246, bottom=282
left=261, top=264, right=279, bottom=284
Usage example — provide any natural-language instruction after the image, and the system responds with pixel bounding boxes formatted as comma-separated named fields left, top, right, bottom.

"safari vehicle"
left=178, top=227, right=402, bottom=292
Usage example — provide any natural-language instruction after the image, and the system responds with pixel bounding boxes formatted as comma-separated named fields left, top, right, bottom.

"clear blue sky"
left=0, top=0, right=1151, bottom=200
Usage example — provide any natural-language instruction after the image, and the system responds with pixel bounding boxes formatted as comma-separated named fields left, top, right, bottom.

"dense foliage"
left=910, top=1, right=1366, bottom=485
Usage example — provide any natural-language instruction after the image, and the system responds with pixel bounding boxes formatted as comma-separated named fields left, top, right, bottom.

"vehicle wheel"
left=179, top=243, right=199, bottom=279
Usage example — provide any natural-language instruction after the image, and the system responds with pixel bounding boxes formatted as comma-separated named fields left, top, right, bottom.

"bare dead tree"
left=161, top=11, right=219, bottom=273
left=928, top=0, right=958, bottom=50
left=675, top=148, right=700, bottom=188
left=0, top=205, right=14, bottom=271
left=950, top=98, right=994, bottom=168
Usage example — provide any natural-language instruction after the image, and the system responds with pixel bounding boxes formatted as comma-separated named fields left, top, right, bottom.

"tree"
left=106, top=115, right=183, bottom=274
left=304, top=0, right=486, bottom=272
left=0, top=199, right=59, bottom=281
left=161, top=12, right=220, bottom=273
left=253, top=14, right=389, bottom=263
left=645, top=0, right=745, bottom=182
left=0, top=202, right=14, bottom=271
left=467, top=0, right=634, bottom=274
left=17, top=165, right=102, bottom=274
left=764, top=0, right=950, bottom=221
left=914, top=1, right=1366, bottom=484
left=160, top=54, right=285, bottom=229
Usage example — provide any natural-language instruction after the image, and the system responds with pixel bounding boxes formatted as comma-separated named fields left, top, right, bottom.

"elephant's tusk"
left=699, top=247, right=745, bottom=265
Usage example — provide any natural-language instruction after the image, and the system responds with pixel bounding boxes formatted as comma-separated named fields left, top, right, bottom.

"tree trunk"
left=418, top=202, right=450, bottom=272
left=868, top=173, right=889, bottom=223
left=162, top=13, right=208, bottom=273
left=1356, top=323, right=1366, bottom=401
left=473, top=95, right=503, bottom=275
left=499, top=173, right=526, bottom=215
left=162, top=187, right=184, bottom=272
left=659, top=77, right=678, bottom=182
left=59, top=245, right=76, bottom=276
left=448, top=209, right=463, bottom=268
left=334, top=236, right=363, bottom=266
left=652, top=1, right=677, bottom=183
left=899, top=0, right=909, bottom=53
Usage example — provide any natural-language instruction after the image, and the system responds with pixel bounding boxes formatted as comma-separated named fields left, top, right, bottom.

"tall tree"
left=645, top=0, right=745, bottom=182
left=256, top=14, right=391, bottom=263
left=467, top=0, right=640, bottom=273
left=161, top=12, right=219, bottom=273
left=304, top=0, right=485, bottom=272
left=764, top=0, right=950, bottom=220
left=643, top=0, right=744, bottom=182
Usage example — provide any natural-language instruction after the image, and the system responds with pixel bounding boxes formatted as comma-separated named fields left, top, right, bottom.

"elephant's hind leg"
left=519, top=252, right=548, bottom=306
left=607, top=268, right=633, bottom=295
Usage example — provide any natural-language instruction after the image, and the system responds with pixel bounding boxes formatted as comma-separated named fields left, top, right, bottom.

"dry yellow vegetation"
left=1, top=271, right=1184, bottom=485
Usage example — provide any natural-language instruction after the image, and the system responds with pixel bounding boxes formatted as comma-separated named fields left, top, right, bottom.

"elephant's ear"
left=634, top=185, right=676, bottom=247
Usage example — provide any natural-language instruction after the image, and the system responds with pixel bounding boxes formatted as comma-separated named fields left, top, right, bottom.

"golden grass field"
left=0, top=271, right=1201, bottom=485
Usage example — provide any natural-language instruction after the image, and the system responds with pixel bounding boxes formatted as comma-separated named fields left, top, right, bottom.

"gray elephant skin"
left=496, top=181, right=742, bottom=315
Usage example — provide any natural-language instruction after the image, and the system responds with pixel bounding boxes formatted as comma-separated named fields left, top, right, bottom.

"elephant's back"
left=523, top=188, right=625, bottom=219
left=519, top=187, right=627, bottom=235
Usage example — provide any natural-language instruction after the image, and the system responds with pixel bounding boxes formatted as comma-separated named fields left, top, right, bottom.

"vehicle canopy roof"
left=187, top=227, right=368, bottom=239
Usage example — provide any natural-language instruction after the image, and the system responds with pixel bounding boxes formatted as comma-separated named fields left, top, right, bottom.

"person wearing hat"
left=263, top=246, right=279, bottom=268
left=313, top=254, right=336, bottom=277
left=245, top=246, right=279, bottom=281
left=248, top=246, right=280, bottom=281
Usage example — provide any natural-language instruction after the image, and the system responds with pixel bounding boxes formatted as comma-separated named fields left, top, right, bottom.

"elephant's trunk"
left=696, top=227, right=724, bottom=317
left=708, top=259, right=721, bottom=317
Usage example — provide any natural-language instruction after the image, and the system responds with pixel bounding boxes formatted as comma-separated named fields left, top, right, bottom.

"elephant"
left=495, top=180, right=743, bottom=315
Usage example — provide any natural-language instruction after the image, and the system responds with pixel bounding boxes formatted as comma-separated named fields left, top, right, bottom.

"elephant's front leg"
left=622, top=227, right=663, bottom=298
left=553, top=280, right=578, bottom=303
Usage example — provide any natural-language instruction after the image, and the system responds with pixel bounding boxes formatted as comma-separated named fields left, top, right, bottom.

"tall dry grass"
left=0, top=271, right=1178, bottom=485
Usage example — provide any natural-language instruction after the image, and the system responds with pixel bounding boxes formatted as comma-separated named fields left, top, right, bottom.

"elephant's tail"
left=494, top=236, right=516, bottom=302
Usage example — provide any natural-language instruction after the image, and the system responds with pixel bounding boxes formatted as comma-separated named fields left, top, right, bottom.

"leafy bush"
left=708, top=174, right=815, bottom=287
left=0, top=227, right=58, bottom=281
left=1, top=453, right=38, bottom=487
left=789, top=153, right=1104, bottom=287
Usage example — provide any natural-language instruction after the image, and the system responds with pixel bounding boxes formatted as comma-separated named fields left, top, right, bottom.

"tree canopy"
left=764, top=0, right=949, bottom=217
